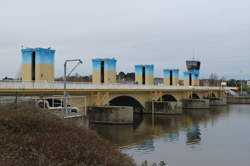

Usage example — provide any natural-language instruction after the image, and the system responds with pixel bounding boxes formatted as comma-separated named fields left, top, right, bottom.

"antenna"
left=192, top=48, right=195, bottom=60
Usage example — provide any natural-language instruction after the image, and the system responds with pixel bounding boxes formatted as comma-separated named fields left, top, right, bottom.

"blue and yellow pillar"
left=183, top=69, right=199, bottom=86
left=92, top=58, right=117, bottom=84
left=163, top=69, right=179, bottom=86
left=135, top=65, right=154, bottom=85
left=191, top=69, right=199, bottom=86
left=184, top=71, right=191, bottom=86
left=21, top=48, right=55, bottom=82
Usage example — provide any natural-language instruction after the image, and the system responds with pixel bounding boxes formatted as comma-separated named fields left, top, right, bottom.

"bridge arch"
left=161, top=94, right=178, bottom=102
left=211, top=93, right=217, bottom=98
left=191, top=93, right=200, bottom=99
left=109, top=95, right=144, bottom=113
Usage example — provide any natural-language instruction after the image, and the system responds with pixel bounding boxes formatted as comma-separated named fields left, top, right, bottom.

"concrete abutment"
left=87, top=106, right=133, bottom=124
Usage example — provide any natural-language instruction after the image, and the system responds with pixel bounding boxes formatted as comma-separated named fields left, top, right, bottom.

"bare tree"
left=209, top=73, right=219, bottom=86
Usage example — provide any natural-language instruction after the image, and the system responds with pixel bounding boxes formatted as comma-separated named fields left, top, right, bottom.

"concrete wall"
left=87, top=106, right=133, bottom=124
left=22, top=64, right=32, bottom=81
left=227, top=97, right=250, bottom=104
left=35, top=64, right=54, bottom=81
left=209, top=98, right=227, bottom=106
left=145, top=101, right=182, bottom=114
left=182, top=99, right=210, bottom=109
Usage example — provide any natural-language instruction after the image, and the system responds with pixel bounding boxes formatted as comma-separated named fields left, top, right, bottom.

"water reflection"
left=90, top=106, right=230, bottom=148
left=90, top=105, right=250, bottom=166
left=134, top=140, right=155, bottom=154
left=186, top=125, right=201, bottom=146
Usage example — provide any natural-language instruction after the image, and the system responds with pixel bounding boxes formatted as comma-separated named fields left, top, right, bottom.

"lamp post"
left=64, top=59, right=83, bottom=116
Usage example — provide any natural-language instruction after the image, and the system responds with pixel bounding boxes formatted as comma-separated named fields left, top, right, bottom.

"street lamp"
left=64, top=59, right=83, bottom=116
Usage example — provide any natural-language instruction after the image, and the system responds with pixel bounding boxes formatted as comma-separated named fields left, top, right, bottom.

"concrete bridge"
left=0, top=81, right=227, bottom=112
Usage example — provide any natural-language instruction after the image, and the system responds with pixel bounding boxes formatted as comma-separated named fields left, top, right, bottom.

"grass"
left=0, top=102, right=136, bottom=166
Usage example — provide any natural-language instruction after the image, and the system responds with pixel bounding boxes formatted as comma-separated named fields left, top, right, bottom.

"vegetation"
left=0, top=103, right=135, bottom=166
left=117, top=72, right=135, bottom=81
left=140, top=161, right=166, bottom=166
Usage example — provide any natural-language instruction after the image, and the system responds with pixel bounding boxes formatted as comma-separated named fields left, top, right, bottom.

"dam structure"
left=0, top=47, right=233, bottom=123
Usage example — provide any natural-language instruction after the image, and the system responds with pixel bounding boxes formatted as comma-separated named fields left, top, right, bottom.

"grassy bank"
left=0, top=103, right=135, bottom=166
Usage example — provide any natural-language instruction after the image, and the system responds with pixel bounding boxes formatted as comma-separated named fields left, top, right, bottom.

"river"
left=90, top=104, right=250, bottom=166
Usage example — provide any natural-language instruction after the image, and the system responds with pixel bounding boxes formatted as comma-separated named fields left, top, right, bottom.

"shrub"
left=0, top=102, right=135, bottom=166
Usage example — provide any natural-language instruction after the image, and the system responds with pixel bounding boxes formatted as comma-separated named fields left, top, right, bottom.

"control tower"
left=184, top=60, right=201, bottom=86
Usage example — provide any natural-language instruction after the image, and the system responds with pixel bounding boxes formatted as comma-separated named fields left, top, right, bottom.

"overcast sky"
left=0, top=0, right=249, bottom=79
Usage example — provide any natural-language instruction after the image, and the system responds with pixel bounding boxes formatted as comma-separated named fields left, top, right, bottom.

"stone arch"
left=211, top=92, right=217, bottom=98
left=109, top=95, right=144, bottom=113
left=161, top=94, right=178, bottom=102
left=191, top=93, right=200, bottom=99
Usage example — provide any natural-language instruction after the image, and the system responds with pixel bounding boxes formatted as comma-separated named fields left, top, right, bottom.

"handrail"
left=0, top=80, right=237, bottom=90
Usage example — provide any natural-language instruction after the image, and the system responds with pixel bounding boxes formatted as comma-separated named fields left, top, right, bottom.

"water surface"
left=90, top=105, right=250, bottom=166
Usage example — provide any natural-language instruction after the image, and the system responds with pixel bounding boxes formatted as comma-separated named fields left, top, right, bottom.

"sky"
left=0, top=0, right=249, bottom=80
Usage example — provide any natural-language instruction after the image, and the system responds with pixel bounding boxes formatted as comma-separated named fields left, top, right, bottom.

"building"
left=184, top=60, right=200, bottom=86
left=21, top=48, right=55, bottom=82
left=163, top=69, right=179, bottom=86
left=135, top=65, right=154, bottom=85
left=92, top=58, right=117, bottom=84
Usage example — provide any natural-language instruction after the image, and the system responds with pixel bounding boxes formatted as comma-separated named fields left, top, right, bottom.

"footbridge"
left=0, top=81, right=229, bottom=112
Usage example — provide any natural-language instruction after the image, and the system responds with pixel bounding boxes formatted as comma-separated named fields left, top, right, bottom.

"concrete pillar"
left=163, top=69, right=179, bottom=86
left=21, top=48, right=55, bottom=82
left=145, top=101, right=182, bottom=114
left=184, top=71, right=191, bottom=86
left=135, top=64, right=154, bottom=85
left=87, top=106, right=133, bottom=124
left=182, top=99, right=210, bottom=109
left=92, top=58, right=117, bottom=84
left=21, top=48, right=33, bottom=81
left=191, top=69, right=199, bottom=86
left=183, top=70, right=199, bottom=86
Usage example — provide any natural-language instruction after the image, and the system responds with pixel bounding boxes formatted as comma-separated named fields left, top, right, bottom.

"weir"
left=0, top=47, right=238, bottom=124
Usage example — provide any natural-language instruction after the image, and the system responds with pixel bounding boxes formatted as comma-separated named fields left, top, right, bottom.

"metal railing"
left=0, top=80, right=236, bottom=90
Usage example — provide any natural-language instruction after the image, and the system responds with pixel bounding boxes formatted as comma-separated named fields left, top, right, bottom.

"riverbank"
left=0, top=103, right=135, bottom=166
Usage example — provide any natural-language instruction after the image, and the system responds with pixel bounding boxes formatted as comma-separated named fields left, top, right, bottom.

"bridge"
left=0, top=80, right=227, bottom=112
